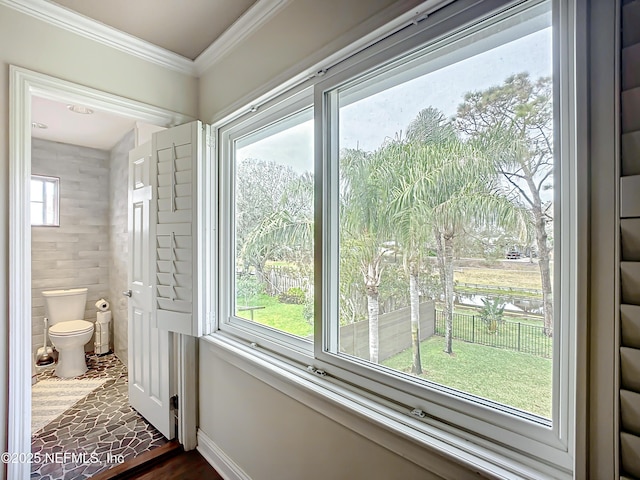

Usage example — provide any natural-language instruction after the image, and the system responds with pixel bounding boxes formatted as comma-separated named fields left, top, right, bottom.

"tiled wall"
left=31, top=139, right=111, bottom=357
left=109, top=131, right=134, bottom=367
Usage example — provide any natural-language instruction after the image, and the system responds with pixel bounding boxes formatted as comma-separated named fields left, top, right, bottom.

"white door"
left=127, top=142, right=174, bottom=439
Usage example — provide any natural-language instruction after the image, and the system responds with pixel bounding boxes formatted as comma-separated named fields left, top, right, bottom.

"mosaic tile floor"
left=31, top=353, right=168, bottom=480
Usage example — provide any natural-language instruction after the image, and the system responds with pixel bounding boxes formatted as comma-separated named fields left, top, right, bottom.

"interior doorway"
left=8, top=66, right=191, bottom=480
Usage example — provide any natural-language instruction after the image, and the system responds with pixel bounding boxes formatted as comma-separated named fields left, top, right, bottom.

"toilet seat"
left=49, top=320, right=93, bottom=336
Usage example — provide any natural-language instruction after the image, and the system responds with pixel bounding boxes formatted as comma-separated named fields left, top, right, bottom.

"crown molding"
left=194, top=0, right=293, bottom=75
left=0, top=0, right=294, bottom=78
left=0, top=0, right=197, bottom=75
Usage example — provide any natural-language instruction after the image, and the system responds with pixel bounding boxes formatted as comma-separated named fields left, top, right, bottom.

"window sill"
left=201, top=333, right=571, bottom=480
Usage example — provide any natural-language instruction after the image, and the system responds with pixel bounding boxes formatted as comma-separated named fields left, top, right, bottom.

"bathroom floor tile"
left=31, top=353, right=168, bottom=479
left=36, top=352, right=125, bottom=382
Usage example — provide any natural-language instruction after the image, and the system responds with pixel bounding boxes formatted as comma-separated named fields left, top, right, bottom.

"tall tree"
left=240, top=171, right=314, bottom=276
left=340, top=147, right=393, bottom=363
left=383, top=139, right=436, bottom=372
left=235, top=159, right=299, bottom=282
left=390, top=108, right=527, bottom=358
left=456, top=73, right=555, bottom=336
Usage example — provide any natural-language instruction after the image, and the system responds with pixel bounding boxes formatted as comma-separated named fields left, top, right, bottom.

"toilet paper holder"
left=95, top=298, right=110, bottom=311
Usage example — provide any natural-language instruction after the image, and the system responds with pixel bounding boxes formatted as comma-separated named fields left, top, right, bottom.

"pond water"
left=454, top=292, right=544, bottom=316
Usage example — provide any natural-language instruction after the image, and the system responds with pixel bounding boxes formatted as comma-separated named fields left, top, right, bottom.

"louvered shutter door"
left=620, top=2, right=640, bottom=477
left=151, top=121, right=211, bottom=336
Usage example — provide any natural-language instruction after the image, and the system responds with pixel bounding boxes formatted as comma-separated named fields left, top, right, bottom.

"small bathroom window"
left=31, top=175, right=59, bottom=226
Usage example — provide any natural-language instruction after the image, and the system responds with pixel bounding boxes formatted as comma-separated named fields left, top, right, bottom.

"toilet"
left=42, top=288, right=94, bottom=378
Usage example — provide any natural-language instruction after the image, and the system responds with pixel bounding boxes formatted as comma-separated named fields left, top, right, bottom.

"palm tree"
left=375, top=137, right=429, bottom=374
left=339, top=147, right=393, bottom=363
left=389, top=108, right=527, bottom=360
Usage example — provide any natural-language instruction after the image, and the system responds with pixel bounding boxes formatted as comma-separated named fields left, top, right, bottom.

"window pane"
left=233, top=109, right=314, bottom=339
left=44, top=179, right=58, bottom=224
left=335, top=5, right=553, bottom=419
left=44, top=180, right=55, bottom=201
left=31, top=202, right=44, bottom=226
left=31, top=178, right=43, bottom=202
left=31, top=176, right=59, bottom=226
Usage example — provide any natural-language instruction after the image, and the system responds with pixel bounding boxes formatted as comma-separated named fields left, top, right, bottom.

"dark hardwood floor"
left=126, top=449, right=222, bottom=480
left=91, top=441, right=223, bottom=480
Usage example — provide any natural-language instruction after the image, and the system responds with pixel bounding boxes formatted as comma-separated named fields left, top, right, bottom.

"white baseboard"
left=197, top=429, right=251, bottom=480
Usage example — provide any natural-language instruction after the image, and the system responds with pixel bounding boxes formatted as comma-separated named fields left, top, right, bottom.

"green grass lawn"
left=236, top=294, right=312, bottom=337
left=383, top=336, right=552, bottom=418
left=237, top=293, right=551, bottom=418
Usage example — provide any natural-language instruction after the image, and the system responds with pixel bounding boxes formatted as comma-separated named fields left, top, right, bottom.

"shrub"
left=279, top=287, right=306, bottom=305
left=236, top=274, right=263, bottom=305
left=302, top=298, right=314, bottom=325
left=479, top=297, right=506, bottom=333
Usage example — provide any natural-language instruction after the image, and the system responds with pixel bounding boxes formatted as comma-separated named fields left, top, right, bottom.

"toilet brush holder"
left=36, top=317, right=54, bottom=367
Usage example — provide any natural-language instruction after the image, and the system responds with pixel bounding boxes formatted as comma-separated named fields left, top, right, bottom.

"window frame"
left=212, top=0, right=581, bottom=476
left=217, top=85, right=316, bottom=363
left=30, top=174, right=60, bottom=227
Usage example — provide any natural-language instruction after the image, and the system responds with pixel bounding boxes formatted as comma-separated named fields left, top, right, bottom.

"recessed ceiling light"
left=31, top=122, right=48, bottom=129
left=67, top=105, right=94, bottom=115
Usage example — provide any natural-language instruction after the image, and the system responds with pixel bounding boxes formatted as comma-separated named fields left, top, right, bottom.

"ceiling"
left=29, top=0, right=261, bottom=150
left=50, top=0, right=257, bottom=60
left=31, top=96, right=137, bottom=150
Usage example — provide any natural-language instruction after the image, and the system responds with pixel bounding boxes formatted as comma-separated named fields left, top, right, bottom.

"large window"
left=329, top=1, right=554, bottom=420
left=216, top=0, right=576, bottom=476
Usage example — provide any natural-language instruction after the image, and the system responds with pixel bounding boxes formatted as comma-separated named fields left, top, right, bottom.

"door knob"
left=122, top=290, right=132, bottom=297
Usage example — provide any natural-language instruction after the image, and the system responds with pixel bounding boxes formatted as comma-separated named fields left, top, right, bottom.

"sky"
left=237, top=23, right=552, bottom=176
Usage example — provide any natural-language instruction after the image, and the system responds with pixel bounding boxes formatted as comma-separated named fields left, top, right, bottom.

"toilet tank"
left=42, top=288, right=88, bottom=326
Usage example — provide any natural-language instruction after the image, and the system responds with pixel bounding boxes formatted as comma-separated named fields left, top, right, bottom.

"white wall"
left=199, top=346, right=448, bottom=480
left=0, top=5, right=198, bottom=475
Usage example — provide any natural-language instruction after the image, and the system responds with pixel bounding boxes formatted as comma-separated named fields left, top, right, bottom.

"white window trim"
left=209, top=0, right=586, bottom=477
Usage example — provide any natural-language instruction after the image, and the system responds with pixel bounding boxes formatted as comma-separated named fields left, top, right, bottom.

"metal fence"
left=434, top=310, right=552, bottom=358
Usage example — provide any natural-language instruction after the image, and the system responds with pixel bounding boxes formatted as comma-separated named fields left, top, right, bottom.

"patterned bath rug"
left=31, top=378, right=106, bottom=434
